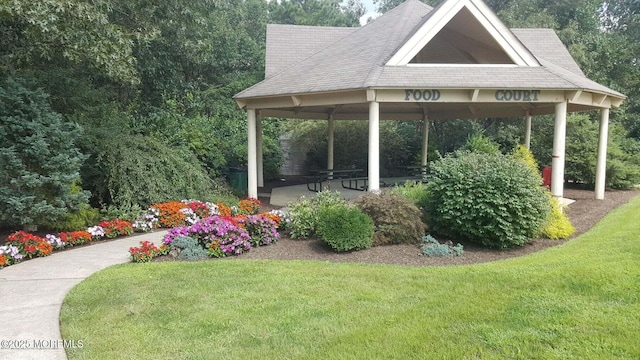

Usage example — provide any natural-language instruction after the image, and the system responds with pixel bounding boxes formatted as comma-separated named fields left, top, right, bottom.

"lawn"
left=61, top=196, right=640, bottom=359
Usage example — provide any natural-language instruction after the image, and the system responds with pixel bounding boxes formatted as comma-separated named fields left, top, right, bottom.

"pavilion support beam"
left=595, top=108, right=610, bottom=200
left=421, top=114, right=430, bottom=174
left=327, top=114, right=335, bottom=179
left=551, top=101, right=568, bottom=198
left=257, top=113, right=264, bottom=188
left=247, top=109, right=258, bottom=199
left=524, top=112, right=532, bottom=149
left=368, top=101, right=380, bottom=192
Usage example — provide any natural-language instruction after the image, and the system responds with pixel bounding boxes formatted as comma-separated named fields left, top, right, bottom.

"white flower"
left=87, top=226, right=105, bottom=237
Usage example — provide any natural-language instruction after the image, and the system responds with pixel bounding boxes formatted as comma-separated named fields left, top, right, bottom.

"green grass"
left=61, top=196, right=640, bottom=359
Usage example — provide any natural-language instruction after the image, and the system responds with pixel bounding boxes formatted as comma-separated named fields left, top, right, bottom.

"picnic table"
left=304, top=169, right=364, bottom=192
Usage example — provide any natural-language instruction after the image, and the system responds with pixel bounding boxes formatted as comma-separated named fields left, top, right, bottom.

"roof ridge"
left=363, top=0, right=434, bottom=87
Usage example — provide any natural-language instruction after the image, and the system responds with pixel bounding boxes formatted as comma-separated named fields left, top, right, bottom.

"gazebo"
left=234, top=0, right=625, bottom=200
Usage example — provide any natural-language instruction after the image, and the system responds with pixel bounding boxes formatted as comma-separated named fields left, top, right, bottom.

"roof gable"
left=386, top=0, right=539, bottom=66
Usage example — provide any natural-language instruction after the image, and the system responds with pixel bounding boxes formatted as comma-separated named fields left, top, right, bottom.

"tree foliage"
left=0, top=78, right=89, bottom=227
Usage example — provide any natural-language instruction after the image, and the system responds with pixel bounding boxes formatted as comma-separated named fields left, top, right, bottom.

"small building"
left=234, top=0, right=625, bottom=199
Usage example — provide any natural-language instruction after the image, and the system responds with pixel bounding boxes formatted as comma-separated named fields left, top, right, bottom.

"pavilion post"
left=327, top=114, right=335, bottom=179
left=421, top=115, right=430, bottom=175
left=247, top=109, right=258, bottom=199
left=551, top=101, right=567, bottom=198
left=524, top=112, right=532, bottom=149
left=257, top=113, right=264, bottom=188
left=595, top=108, right=610, bottom=200
left=368, top=101, right=380, bottom=192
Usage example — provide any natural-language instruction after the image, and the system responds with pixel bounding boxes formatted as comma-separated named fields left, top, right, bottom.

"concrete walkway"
left=0, top=230, right=167, bottom=360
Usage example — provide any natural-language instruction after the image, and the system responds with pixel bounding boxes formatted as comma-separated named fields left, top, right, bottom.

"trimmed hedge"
left=317, top=204, right=373, bottom=252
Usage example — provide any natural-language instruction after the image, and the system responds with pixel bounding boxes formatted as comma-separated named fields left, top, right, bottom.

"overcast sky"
left=358, top=0, right=381, bottom=25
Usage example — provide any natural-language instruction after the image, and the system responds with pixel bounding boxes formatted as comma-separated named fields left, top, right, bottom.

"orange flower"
left=260, top=212, right=281, bottom=226
left=217, top=203, right=232, bottom=217
left=0, top=254, right=8, bottom=267
left=150, top=201, right=188, bottom=228
left=238, top=198, right=261, bottom=215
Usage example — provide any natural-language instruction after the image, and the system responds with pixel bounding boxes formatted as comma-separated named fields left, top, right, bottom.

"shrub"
left=171, top=236, right=200, bottom=250
left=316, top=204, right=373, bottom=252
left=390, top=181, right=430, bottom=221
left=512, top=144, right=540, bottom=175
left=460, top=131, right=500, bottom=154
left=425, top=151, right=551, bottom=248
left=287, top=198, right=317, bottom=239
left=86, top=134, right=224, bottom=208
left=178, top=246, right=208, bottom=261
left=541, top=197, right=576, bottom=240
left=100, top=203, right=144, bottom=223
left=421, top=235, right=463, bottom=257
left=171, top=236, right=208, bottom=261
left=287, top=191, right=347, bottom=239
left=44, top=203, right=101, bottom=232
left=354, top=193, right=426, bottom=246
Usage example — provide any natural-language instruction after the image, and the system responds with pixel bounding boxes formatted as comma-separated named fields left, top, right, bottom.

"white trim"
left=404, top=64, right=519, bottom=68
left=386, top=0, right=539, bottom=67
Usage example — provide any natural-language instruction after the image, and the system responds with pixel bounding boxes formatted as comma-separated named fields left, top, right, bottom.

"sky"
left=358, top=0, right=381, bottom=25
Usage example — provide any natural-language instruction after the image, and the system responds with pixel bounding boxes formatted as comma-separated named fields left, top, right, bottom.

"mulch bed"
left=238, top=188, right=639, bottom=267
left=2, top=185, right=637, bottom=267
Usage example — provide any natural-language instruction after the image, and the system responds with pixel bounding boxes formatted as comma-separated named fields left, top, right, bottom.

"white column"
left=595, top=108, right=610, bottom=200
left=368, top=101, right=380, bottom=192
left=247, top=109, right=258, bottom=199
left=551, top=101, right=568, bottom=198
left=327, top=115, right=335, bottom=178
left=524, top=113, right=532, bottom=149
left=256, top=114, right=264, bottom=187
left=421, top=116, right=430, bottom=174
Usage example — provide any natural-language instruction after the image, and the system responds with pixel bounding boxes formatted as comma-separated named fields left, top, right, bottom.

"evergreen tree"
left=0, top=78, right=89, bottom=229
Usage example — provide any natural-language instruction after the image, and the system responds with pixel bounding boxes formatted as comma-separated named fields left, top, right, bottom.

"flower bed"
left=0, top=198, right=283, bottom=269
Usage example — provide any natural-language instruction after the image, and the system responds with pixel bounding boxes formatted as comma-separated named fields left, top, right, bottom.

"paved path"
left=0, top=230, right=167, bottom=360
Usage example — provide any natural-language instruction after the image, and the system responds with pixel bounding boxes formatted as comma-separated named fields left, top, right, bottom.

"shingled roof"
left=235, top=0, right=624, bottom=116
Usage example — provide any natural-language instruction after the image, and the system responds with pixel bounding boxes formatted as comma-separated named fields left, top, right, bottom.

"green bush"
left=425, top=151, right=551, bottom=248
left=460, top=131, right=501, bottom=154
left=353, top=193, right=426, bottom=246
left=86, top=134, right=228, bottom=208
left=541, top=197, right=576, bottom=240
left=44, top=205, right=101, bottom=232
left=316, top=204, right=373, bottom=252
left=287, top=190, right=348, bottom=239
left=389, top=181, right=430, bottom=221
left=421, top=235, right=464, bottom=257
left=99, top=203, right=145, bottom=222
